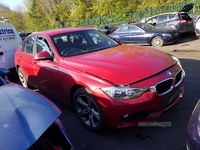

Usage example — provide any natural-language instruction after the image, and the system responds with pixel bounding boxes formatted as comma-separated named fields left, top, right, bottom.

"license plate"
left=187, top=21, right=192, bottom=24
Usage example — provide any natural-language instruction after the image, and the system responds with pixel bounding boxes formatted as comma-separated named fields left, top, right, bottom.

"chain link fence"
left=65, top=2, right=200, bottom=27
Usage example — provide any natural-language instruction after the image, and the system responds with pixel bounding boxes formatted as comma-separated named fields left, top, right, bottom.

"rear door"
left=127, top=25, right=147, bottom=44
left=18, top=35, right=38, bottom=87
left=114, top=26, right=132, bottom=44
left=156, top=15, right=168, bottom=27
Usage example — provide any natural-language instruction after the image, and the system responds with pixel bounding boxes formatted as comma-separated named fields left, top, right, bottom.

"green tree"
left=0, top=3, right=11, bottom=19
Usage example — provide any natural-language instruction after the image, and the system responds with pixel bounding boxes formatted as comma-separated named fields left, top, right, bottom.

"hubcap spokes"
left=19, top=71, right=25, bottom=86
left=76, top=95, right=100, bottom=127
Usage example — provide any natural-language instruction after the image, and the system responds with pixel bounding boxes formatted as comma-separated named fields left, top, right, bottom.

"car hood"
left=63, top=45, right=177, bottom=85
left=0, top=83, right=61, bottom=150
left=179, top=3, right=194, bottom=12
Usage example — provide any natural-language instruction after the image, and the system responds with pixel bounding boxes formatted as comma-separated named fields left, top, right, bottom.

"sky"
left=1, top=0, right=24, bottom=10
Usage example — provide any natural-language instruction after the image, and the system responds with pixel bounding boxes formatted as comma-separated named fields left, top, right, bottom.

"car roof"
left=142, top=3, right=194, bottom=21
left=143, top=11, right=190, bottom=22
left=149, top=11, right=188, bottom=17
left=32, top=27, right=96, bottom=36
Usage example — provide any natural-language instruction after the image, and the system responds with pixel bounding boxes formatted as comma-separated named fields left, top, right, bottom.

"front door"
left=33, top=36, right=63, bottom=100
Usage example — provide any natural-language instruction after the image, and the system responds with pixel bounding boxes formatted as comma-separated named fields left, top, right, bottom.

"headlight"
left=101, top=86, right=149, bottom=100
left=171, top=56, right=182, bottom=68
left=162, top=33, right=172, bottom=38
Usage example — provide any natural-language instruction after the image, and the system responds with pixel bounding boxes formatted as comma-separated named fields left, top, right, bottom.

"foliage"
left=0, top=3, right=11, bottom=19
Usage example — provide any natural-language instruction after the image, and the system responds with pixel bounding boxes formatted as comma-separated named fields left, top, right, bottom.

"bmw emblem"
left=167, top=71, right=172, bottom=76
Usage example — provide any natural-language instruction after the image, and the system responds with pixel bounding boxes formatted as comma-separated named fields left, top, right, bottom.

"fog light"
left=123, top=114, right=129, bottom=118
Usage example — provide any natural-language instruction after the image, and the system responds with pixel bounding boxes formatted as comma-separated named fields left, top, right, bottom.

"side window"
left=117, top=26, right=128, bottom=33
left=21, top=42, right=26, bottom=52
left=158, top=15, right=167, bottom=22
left=169, top=14, right=175, bottom=20
left=147, top=17, right=158, bottom=24
left=128, top=26, right=141, bottom=32
left=24, top=36, right=35, bottom=54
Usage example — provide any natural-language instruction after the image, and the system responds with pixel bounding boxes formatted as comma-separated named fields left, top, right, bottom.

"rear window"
left=158, top=15, right=167, bottom=22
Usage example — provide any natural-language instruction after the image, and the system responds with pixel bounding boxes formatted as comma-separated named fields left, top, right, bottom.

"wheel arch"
left=151, top=36, right=164, bottom=47
left=70, top=84, right=93, bottom=106
left=16, top=65, right=28, bottom=81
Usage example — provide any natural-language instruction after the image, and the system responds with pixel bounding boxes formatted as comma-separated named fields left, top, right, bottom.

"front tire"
left=73, top=87, right=106, bottom=132
left=151, top=36, right=164, bottom=47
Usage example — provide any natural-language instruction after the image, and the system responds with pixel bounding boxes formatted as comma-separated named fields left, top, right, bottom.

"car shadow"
left=173, top=32, right=198, bottom=45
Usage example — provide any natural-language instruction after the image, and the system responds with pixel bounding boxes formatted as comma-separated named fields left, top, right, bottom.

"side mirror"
left=113, top=38, right=122, bottom=45
left=105, top=26, right=109, bottom=29
left=34, top=51, right=53, bottom=61
left=0, top=52, right=3, bottom=55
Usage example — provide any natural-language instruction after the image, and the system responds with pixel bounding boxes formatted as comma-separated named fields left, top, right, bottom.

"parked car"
left=14, top=27, right=185, bottom=131
left=0, top=68, right=73, bottom=150
left=142, top=3, right=195, bottom=34
left=194, top=16, right=200, bottom=37
left=109, top=22, right=179, bottom=47
left=186, top=99, right=200, bottom=150
left=19, top=32, right=32, bottom=41
left=98, top=24, right=119, bottom=34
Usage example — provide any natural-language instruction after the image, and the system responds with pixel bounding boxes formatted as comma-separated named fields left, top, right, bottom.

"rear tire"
left=73, top=87, right=106, bottom=132
left=151, top=36, right=164, bottom=47
left=17, top=67, right=28, bottom=88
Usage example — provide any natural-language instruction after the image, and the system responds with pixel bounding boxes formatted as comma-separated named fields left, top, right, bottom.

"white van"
left=0, top=23, right=21, bottom=71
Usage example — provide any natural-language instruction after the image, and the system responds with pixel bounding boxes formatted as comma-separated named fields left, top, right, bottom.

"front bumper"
left=94, top=66, right=185, bottom=129
left=97, top=84, right=184, bottom=129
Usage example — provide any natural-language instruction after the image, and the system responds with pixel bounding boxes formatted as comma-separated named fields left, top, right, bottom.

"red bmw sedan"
left=14, top=27, right=185, bottom=131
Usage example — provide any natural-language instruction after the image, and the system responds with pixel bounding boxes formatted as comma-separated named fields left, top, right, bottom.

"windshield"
left=137, top=23, right=156, bottom=30
left=53, top=30, right=119, bottom=57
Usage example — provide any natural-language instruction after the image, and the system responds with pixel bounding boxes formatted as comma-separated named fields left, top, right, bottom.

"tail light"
left=178, top=20, right=186, bottom=24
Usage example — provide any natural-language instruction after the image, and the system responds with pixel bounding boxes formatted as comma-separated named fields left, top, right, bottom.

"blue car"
left=109, top=23, right=180, bottom=47
left=186, top=99, right=200, bottom=150
left=0, top=68, right=73, bottom=150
